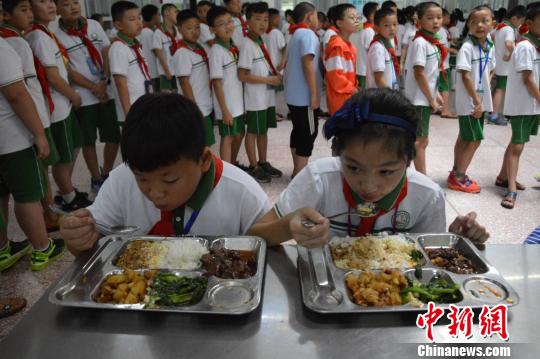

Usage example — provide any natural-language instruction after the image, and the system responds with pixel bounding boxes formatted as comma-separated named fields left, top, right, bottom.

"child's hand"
left=91, top=81, right=107, bottom=99
left=472, top=101, right=483, bottom=119
left=310, top=94, right=320, bottom=110
left=34, top=134, right=50, bottom=160
left=429, top=98, right=439, bottom=113
left=223, top=110, right=233, bottom=126
left=449, top=212, right=490, bottom=248
left=71, top=92, right=82, bottom=108
left=60, top=209, right=99, bottom=253
left=289, top=208, right=329, bottom=248
left=267, top=75, right=282, bottom=87
left=165, top=70, right=173, bottom=81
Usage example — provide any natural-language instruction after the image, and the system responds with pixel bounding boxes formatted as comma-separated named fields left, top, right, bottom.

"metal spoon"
left=49, top=206, right=139, bottom=235
left=301, top=204, right=378, bottom=229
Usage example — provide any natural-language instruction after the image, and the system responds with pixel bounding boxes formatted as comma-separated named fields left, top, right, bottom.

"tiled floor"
left=1, top=113, right=539, bottom=337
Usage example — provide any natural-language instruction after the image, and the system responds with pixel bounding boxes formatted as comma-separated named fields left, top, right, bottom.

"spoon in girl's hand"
left=49, top=206, right=139, bottom=235
left=301, top=203, right=378, bottom=229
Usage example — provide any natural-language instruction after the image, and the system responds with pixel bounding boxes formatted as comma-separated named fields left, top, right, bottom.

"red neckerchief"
left=370, top=35, right=400, bottom=76
left=518, top=33, right=540, bottom=54
left=112, top=35, right=151, bottom=80
left=216, top=39, right=239, bottom=61
left=1, top=26, right=55, bottom=115
left=62, top=18, right=103, bottom=71
left=178, top=40, right=209, bottom=70
left=29, top=23, right=70, bottom=63
left=327, top=25, right=340, bottom=35
left=414, top=29, right=448, bottom=78
left=342, top=177, right=408, bottom=236
left=148, top=155, right=224, bottom=236
left=247, top=32, right=277, bottom=75
left=236, top=15, right=248, bottom=36
left=157, top=23, right=180, bottom=56
left=266, top=27, right=273, bottom=34
left=363, top=22, right=375, bottom=30
left=519, top=23, right=528, bottom=35
left=289, top=23, right=318, bottom=37
left=495, top=22, right=508, bottom=31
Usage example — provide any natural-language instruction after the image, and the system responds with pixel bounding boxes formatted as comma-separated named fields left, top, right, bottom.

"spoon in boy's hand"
left=49, top=206, right=139, bottom=235
left=301, top=203, right=378, bottom=229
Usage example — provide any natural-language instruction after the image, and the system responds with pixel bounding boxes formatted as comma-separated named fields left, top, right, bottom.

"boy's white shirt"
left=238, top=36, right=275, bottom=111
left=231, top=17, right=245, bottom=48
left=109, top=40, right=148, bottom=121
left=209, top=42, right=244, bottom=119
left=173, top=46, right=213, bottom=117
left=5, top=36, right=50, bottom=129
left=401, top=23, right=417, bottom=47
left=449, top=26, right=461, bottom=45
left=396, top=24, right=405, bottom=56
left=404, top=36, right=440, bottom=106
left=274, top=157, right=447, bottom=236
left=321, top=27, right=338, bottom=55
left=87, top=161, right=272, bottom=236
left=262, top=28, right=286, bottom=71
left=454, top=38, right=495, bottom=116
left=437, top=27, right=451, bottom=70
left=138, top=27, right=159, bottom=79
left=504, top=40, right=540, bottom=116
left=26, top=28, right=72, bottom=123
left=199, top=23, right=215, bottom=53
left=494, top=25, right=516, bottom=76
left=152, top=26, right=182, bottom=76
left=0, top=38, right=34, bottom=155
left=54, top=19, right=112, bottom=107
left=366, top=41, right=396, bottom=89
left=355, top=27, right=375, bottom=76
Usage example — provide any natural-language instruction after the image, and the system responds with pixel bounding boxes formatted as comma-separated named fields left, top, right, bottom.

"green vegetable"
left=147, top=274, right=208, bottom=308
left=401, top=277, right=462, bottom=304
left=410, top=249, right=424, bottom=262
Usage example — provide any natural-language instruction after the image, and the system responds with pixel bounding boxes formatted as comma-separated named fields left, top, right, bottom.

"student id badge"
left=87, top=57, right=99, bottom=76
left=144, top=80, right=153, bottom=94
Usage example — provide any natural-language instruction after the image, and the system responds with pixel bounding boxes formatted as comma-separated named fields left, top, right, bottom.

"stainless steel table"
left=1, top=244, right=539, bottom=359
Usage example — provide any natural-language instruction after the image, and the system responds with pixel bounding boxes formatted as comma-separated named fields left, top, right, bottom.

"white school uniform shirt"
left=173, top=45, right=213, bottom=117
left=401, top=23, right=417, bottom=48
left=199, top=23, right=215, bottom=53
left=238, top=36, right=276, bottom=111
left=87, top=161, right=272, bottom=236
left=232, top=17, right=245, bottom=48
left=26, top=28, right=72, bottom=123
left=404, top=36, right=440, bottom=106
left=274, top=157, right=446, bottom=236
left=355, top=26, right=375, bottom=76
left=4, top=36, right=50, bottom=130
left=396, top=24, right=405, bottom=56
left=503, top=40, right=540, bottom=117
left=209, top=42, right=244, bottom=119
left=494, top=25, right=516, bottom=76
left=152, top=26, right=182, bottom=76
left=366, top=41, right=396, bottom=89
left=449, top=26, right=461, bottom=46
left=454, top=38, right=495, bottom=116
left=0, top=38, right=33, bottom=155
left=55, top=19, right=111, bottom=107
left=138, top=27, right=159, bottom=79
left=437, top=27, right=451, bottom=70
left=321, top=27, right=338, bottom=55
left=109, top=40, right=148, bottom=122
left=262, top=28, right=286, bottom=71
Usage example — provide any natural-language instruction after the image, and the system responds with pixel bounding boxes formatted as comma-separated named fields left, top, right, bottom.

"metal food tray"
left=297, top=233, right=520, bottom=313
left=49, top=235, right=266, bottom=315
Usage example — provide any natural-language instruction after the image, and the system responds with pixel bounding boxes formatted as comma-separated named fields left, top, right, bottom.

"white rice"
left=157, top=240, right=209, bottom=270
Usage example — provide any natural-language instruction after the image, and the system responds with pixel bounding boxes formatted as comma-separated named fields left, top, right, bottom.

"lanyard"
left=474, top=38, right=491, bottom=89
left=176, top=208, right=201, bottom=235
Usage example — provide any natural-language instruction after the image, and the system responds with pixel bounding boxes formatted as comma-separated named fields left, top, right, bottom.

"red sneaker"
left=448, top=173, right=481, bottom=193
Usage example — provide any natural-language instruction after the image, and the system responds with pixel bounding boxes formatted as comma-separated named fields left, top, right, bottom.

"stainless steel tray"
left=49, top=235, right=266, bottom=315
left=298, top=233, right=520, bottom=313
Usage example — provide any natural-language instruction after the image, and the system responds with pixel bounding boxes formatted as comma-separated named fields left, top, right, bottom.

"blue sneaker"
left=487, top=114, right=508, bottom=126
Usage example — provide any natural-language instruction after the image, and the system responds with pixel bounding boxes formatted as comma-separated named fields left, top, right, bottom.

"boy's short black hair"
left=269, top=8, right=280, bottom=18
left=177, top=9, right=198, bottom=27
left=121, top=94, right=206, bottom=172
left=141, top=4, right=158, bottom=23
left=2, top=0, right=26, bottom=13
left=161, top=3, right=176, bottom=16
left=207, top=5, right=229, bottom=28
left=111, top=1, right=138, bottom=22
left=325, top=89, right=418, bottom=163
left=90, top=13, right=103, bottom=22
left=332, top=4, right=355, bottom=24
left=374, top=7, right=396, bottom=25
left=317, top=11, right=326, bottom=24
left=292, top=2, right=315, bottom=24
left=415, top=2, right=441, bottom=19
left=196, top=0, right=213, bottom=9
left=362, top=2, right=378, bottom=20
left=508, top=5, right=526, bottom=19
left=246, top=2, right=268, bottom=20
left=526, top=3, right=540, bottom=20
left=285, top=9, right=293, bottom=17
left=242, top=2, right=250, bottom=13
left=381, top=1, right=397, bottom=10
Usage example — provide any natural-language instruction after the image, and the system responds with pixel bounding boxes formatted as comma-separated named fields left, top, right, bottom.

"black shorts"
left=288, top=104, right=319, bottom=157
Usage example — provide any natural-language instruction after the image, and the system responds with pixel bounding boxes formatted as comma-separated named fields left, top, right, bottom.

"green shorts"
left=416, top=106, right=432, bottom=137
left=204, top=115, right=216, bottom=146
left=459, top=115, right=485, bottom=142
left=159, top=75, right=177, bottom=91
left=357, top=75, right=366, bottom=89
left=510, top=115, right=539, bottom=144
left=152, top=77, right=160, bottom=92
left=0, top=209, right=5, bottom=232
left=50, top=111, right=81, bottom=164
left=449, top=54, right=457, bottom=67
left=76, top=100, right=121, bottom=147
left=0, top=146, right=47, bottom=203
left=438, top=69, right=452, bottom=92
left=246, top=109, right=273, bottom=135
left=495, top=75, right=507, bottom=90
left=267, top=106, right=277, bottom=129
left=218, top=115, right=245, bottom=137
left=42, top=126, right=60, bottom=167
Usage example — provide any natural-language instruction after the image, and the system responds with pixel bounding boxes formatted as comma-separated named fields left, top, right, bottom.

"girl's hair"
left=496, top=7, right=507, bottom=23
left=452, top=8, right=465, bottom=22
left=331, top=3, right=356, bottom=28
left=460, top=5, right=493, bottom=39
left=415, top=2, right=441, bottom=19
left=397, top=8, right=407, bottom=25
left=404, top=6, right=416, bottom=24
left=324, top=89, right=418, bottom=163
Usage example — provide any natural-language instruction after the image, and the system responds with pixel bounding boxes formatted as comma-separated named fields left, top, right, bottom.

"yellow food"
left=115, top=240, right=167, bottom=269
left=94, top=269, right=157, bottom=304
left=345, top=269, right=408, bottom=307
